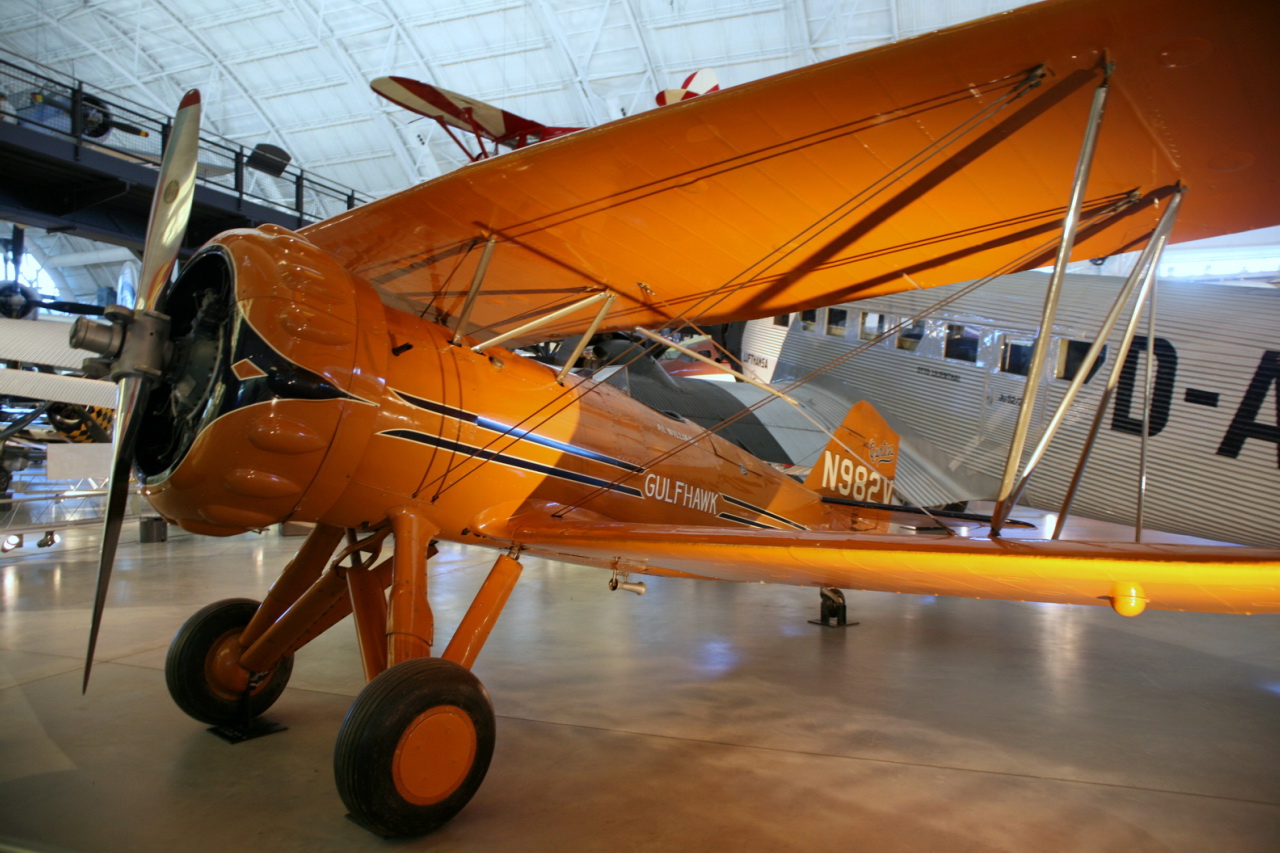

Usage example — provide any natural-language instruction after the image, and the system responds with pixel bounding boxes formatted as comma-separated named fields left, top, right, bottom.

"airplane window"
left=826, top=308, right=847, bottom=337
left=800, top=309, right=816, bottom=332
left=944, top=324, right=979, bottom=362
left=1000, top=338, right=1033, bottom=376
left=1057, top=339, right=1107, bottom=382
left=859, top=311, right=887, bottom=342
left=896, top=319, right=926, bottom=352
left=773, top=314, right=790, bottom=327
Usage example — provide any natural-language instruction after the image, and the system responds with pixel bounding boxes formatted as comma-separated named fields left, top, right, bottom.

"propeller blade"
left=111, top=119, right=150, bottom=138
left=41, top=300, right=106, bottom=316
left=12, top=224, right=24, bottom=271
left=83, top=376, right=148, bottom=691
left=83, top=90, right=201, bottom=692
left=136, top=89, right=201, bottom=313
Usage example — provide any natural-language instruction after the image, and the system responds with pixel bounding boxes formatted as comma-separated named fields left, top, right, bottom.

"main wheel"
left=165, top=598, right=293, bottom=726
left=334, top=658, right=496, bottom=837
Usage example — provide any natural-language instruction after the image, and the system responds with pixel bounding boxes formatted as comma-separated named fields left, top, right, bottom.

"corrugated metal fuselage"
left=741, top=272, right=1279, bottom=547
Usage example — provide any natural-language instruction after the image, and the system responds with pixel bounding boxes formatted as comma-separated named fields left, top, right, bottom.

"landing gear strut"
left=165, top=516, right=525, bottom=837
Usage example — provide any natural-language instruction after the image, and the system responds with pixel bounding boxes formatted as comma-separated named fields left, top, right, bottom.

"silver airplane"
left=735, top=271, right=1279, bottom=547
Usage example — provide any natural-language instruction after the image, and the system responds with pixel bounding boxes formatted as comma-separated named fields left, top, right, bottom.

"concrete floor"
left=1, top=517, right=1278, bottom=852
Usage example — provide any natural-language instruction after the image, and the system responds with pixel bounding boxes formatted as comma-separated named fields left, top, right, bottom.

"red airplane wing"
left=371, top=76, right=579, bottom=148
left=309, top=0, right=1279, bottom=347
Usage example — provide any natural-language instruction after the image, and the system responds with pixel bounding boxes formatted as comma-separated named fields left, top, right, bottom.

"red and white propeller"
left=655, top=69, right=720, bottom=106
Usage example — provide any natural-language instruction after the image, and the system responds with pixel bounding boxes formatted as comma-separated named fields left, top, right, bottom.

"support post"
left=387, top=506, right=439, bottom=666
left=294, top=170, right=305, bottom=221
left=234, top=147, right=245, bottom=200
left=808, top=588, right=858, bottom=628
left=70, top=84, right=84, bottom=140
left=443, top=549, right=524, bottom=670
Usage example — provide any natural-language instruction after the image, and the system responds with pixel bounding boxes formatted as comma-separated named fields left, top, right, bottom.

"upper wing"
left=306, top=0, right=1278, bottom=346
left=479, top=511, right=1280, bottom=615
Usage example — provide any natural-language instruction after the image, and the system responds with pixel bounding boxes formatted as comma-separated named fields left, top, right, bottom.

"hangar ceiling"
left=0, top=0, right=1028, bottom=198
left=0, top=0, right=1275, bottom=304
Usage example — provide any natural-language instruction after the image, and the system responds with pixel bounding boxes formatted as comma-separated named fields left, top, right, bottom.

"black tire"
left=165, top=598, right=293, bottom=726
left=334, top=658, right=495, bottom=837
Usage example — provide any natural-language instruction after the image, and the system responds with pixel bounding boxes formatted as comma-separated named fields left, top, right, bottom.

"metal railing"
left=0, top=50, right=374, bottom=225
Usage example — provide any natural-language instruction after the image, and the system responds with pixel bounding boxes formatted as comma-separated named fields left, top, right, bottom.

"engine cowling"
left=141, top=225, right=388, bottom=536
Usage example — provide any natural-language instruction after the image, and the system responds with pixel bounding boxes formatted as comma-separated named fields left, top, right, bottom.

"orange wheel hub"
left=392, top=705, right=477, bottom=806
left=204, top=628, right=251, bottom=700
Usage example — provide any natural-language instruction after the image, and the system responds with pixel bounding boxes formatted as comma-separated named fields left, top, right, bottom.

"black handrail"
left=0, top=50, right=375, bottom=225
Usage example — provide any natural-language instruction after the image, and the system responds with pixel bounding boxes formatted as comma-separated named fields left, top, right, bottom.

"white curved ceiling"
left=1, top=0, right=1274, bottom=300
left=0, top=0, right=1026, bottom=198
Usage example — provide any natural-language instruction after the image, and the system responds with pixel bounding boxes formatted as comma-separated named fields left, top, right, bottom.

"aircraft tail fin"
left=803, top=401, right=898, bottom=504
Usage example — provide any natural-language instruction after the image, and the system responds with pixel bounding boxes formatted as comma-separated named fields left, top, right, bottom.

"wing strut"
left=554, top=292, right=616, bottom=384
left=1042, top=188, right=1183, bottom=539
left=1135, top=246, right=1161, bottom=541
left=998, top=187, right=1185, bottom=534
left=471, top=290, right=612, bottom=354
left=451, top=236, right=497, bottom=345
left=992, top=64, right=1112, bottom=534
left=1054, top=193, right=1180, bottom=539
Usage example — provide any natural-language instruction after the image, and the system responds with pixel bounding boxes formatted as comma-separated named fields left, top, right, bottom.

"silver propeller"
left=74, top=90, right=202, bottom=691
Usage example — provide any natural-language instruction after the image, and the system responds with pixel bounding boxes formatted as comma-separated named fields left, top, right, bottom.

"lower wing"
left=477, top=510, right=1280, bottom=615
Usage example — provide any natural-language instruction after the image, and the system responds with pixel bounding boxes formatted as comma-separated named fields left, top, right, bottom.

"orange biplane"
left=60, top=0, right=1279, bottom=838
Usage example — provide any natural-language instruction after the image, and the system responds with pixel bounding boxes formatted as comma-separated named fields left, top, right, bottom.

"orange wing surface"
left=480, top=512, right=1280, bottom=615
left=304, top=0, right=1278, bottom=346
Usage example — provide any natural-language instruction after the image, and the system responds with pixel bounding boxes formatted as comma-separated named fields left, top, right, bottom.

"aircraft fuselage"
left=140, top=225, right=844, bottom=548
